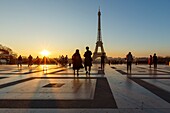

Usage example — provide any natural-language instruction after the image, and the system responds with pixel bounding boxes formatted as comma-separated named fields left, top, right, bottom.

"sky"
left=0, top=0, right=170, bottom=58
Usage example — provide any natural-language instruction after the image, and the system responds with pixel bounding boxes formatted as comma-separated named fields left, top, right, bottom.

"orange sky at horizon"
left=13, top=47, right=170, bottom=59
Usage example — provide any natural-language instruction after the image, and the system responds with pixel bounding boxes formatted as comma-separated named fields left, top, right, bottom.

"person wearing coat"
left=72, top=49, right=83, bottom=76
left=126, top=52, right=133, bottom=73
left=84, top=46, right=92, bottom=75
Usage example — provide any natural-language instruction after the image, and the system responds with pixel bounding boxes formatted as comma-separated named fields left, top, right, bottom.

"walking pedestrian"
left=126, top=52, right=133, bottom=73
left=153, top=53, right=158, bottom=69
left=17, top=55, right=22, bottom=69
left=72, top=49, right=83, bottom=76
left=28, top=55, right=33, bottom=67
left=148, top=55, right=152, bottom=68
left=84, top=46, right=92, bottom=75
left=101, top=53, right=105, bottom=70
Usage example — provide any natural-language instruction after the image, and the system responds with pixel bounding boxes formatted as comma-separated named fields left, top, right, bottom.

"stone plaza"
left=0, top=64, right=170, bottom=113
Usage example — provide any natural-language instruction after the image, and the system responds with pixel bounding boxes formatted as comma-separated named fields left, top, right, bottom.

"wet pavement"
left=0, top=64, right=170, bottom=112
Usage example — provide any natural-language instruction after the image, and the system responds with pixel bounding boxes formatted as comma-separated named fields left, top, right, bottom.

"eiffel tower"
left=93, top=8, right=106, bottom=60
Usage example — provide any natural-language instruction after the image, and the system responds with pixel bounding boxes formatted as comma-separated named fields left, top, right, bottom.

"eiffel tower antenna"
left=93, top=8, right=106, bottom=61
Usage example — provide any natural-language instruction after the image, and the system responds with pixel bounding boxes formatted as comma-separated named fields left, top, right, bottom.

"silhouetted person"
left=108, top=60, right=111, bottom=65
left=36, top=56, right=41, bottom=65
left=153, top=53, right=158, bottom=69
left=69, top=63, right=71, bottom=67
left=64, top=55, right=68, bottom=66
left=101, top=53, right=105, bottom=70
left=28, top=55, right=33, bottom=67
left=126, top=52, right=133, bottom=73
left=84, top=46, right=92, bottom=75
left=61, top=55, right=65, bottom=66
left=43, top=56, right=47, bottom=65
left=17, top=55, right=22, bottom=68
left=148, top=55, right=153, bottom=68
left=43, top=56, right=47, bottom=71
left=72, top=49, right=83, bottom=76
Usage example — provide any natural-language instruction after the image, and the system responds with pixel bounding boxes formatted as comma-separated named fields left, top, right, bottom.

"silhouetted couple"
left=148, top=53, right=157, bottom=69
left=72, top=46, right=92, bottom=76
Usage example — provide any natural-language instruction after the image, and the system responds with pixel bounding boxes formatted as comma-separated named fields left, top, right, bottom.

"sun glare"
left=41, top=50, right=50, bottom=56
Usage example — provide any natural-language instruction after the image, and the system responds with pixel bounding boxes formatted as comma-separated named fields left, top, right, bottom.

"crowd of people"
left=57, top=55, right=68, bottom=66
left=16, top=48, right=159, bottom=76
left=17, top=55, right=46, bottom=69
left=16, top=46, right=106, bottom=76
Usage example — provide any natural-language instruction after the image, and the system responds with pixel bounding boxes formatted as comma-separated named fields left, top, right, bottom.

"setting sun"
left=41, top=50, right=50, bottom=56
